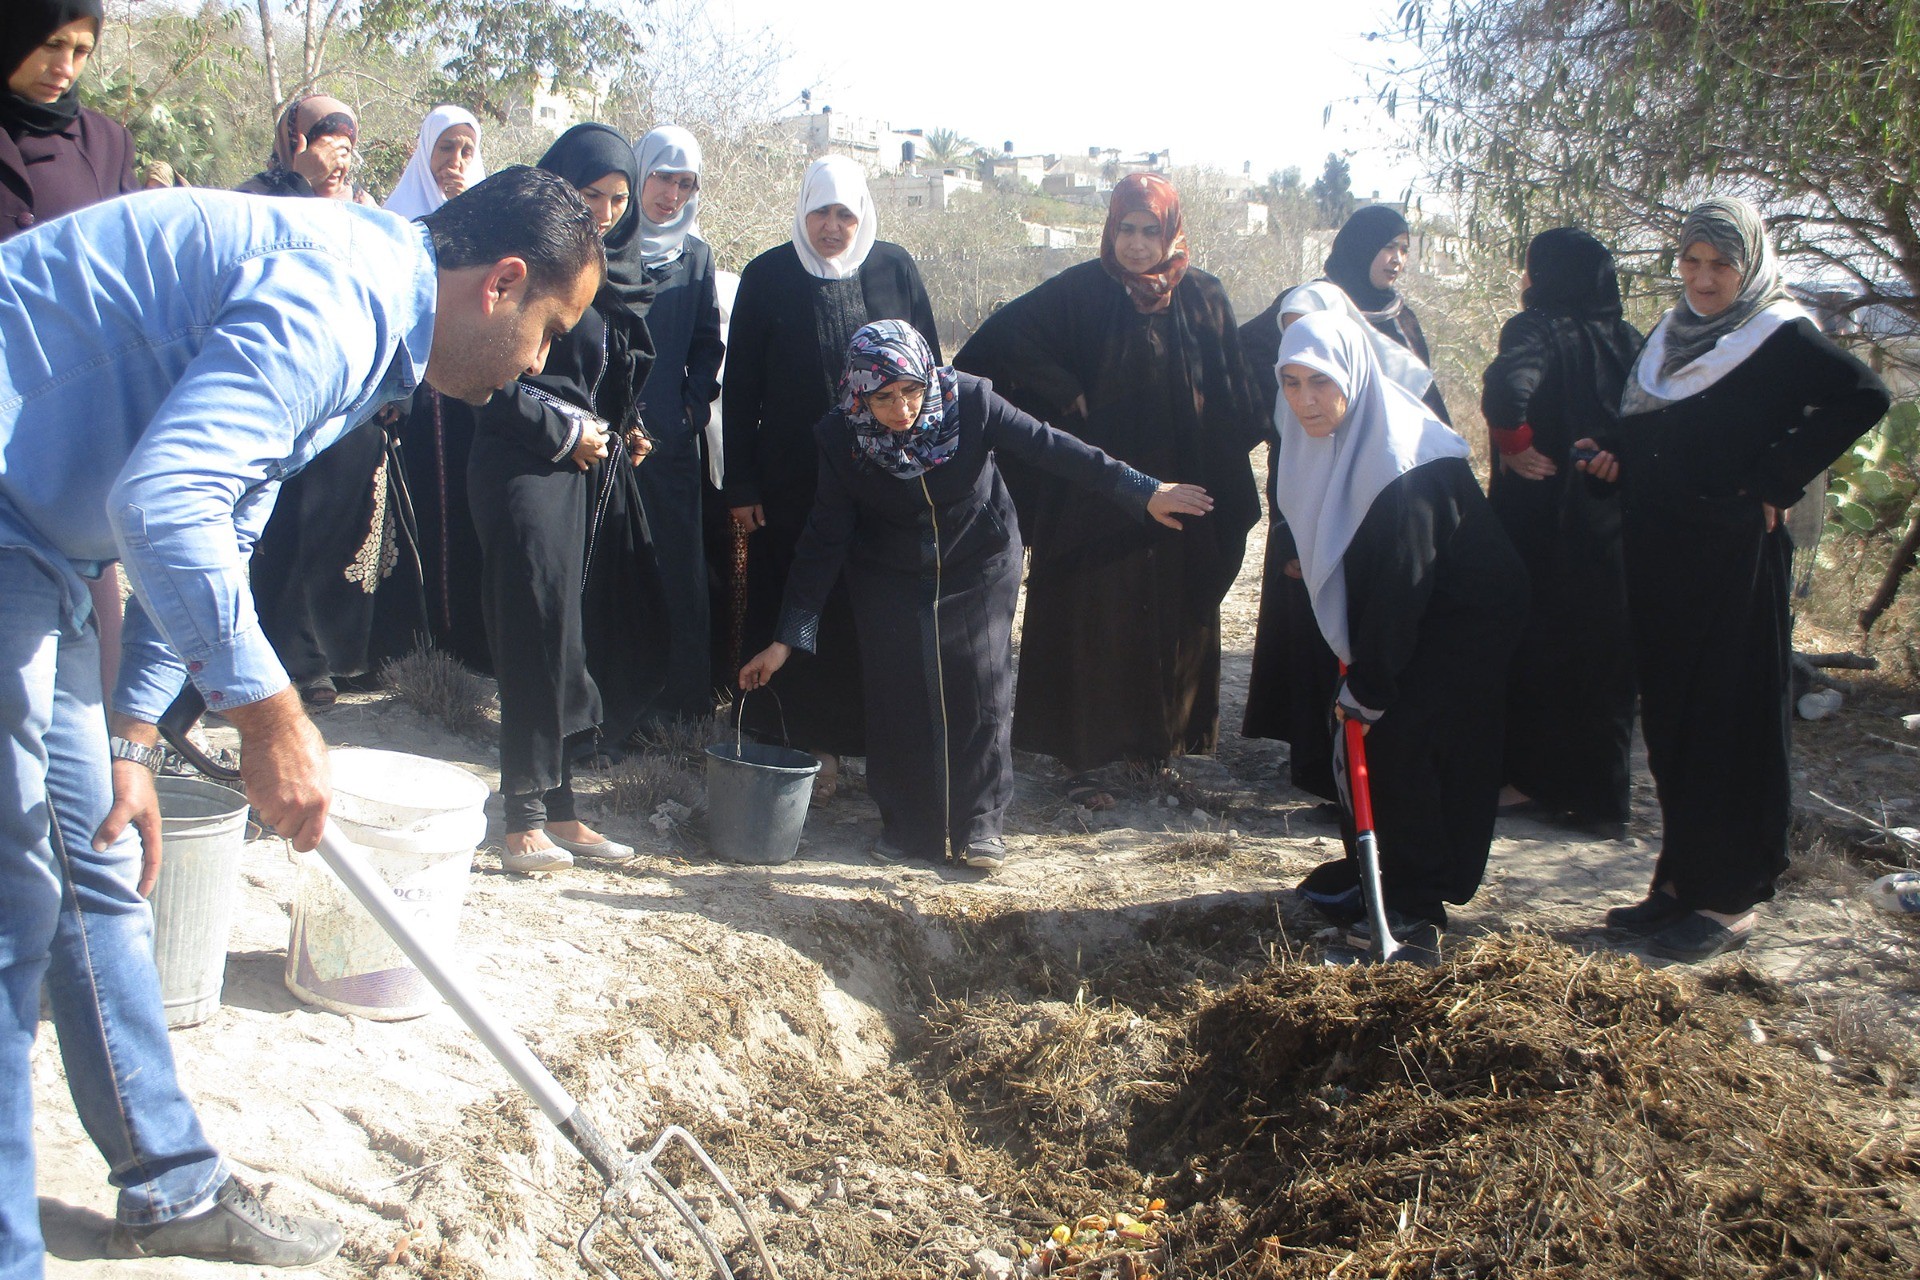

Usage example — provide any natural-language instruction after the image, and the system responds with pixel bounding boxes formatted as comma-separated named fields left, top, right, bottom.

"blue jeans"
left=0, top=550, right=225, bottom=1279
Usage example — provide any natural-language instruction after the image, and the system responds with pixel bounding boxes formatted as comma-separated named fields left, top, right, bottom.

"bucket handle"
left=733, top=687, right=794, bottom=756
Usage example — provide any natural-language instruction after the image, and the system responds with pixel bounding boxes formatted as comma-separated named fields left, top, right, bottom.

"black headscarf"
left=1522, top=227, right=1623, bottom=320
left=536, top=123, right=652, bottom=314
left=1323, top=204, right=1411, bottom=314
left=1, top=0, right=102, bottom=137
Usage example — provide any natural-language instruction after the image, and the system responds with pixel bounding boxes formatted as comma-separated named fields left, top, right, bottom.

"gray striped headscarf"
left=1661, top=197, right=1790, bottom=377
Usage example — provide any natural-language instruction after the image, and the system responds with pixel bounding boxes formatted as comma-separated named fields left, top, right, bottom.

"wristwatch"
left=108, top=736, right=165, bottom=774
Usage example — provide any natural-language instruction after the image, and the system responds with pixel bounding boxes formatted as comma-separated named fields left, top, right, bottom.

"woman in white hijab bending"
left=718, top=154, right=939, bottom=795
left=381, top=105, right=483, bottom=221
left=1273, top=311, right=1527, bottom=963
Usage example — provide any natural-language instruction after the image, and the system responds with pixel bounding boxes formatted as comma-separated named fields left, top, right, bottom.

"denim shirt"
left=0, top=188, right=437, bottom=721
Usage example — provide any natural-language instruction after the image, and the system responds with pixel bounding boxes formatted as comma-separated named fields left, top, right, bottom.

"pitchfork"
left=159, top=689, right=785, bottom=1280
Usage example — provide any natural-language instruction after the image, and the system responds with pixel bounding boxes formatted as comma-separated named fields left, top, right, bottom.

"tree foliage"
left=1392, top=0, right=1920, bottom=321
left=1310, top=152, right=1355, bottom=228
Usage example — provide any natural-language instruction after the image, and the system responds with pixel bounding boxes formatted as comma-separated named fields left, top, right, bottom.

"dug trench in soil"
left=396, top=887, right=1919, bottom=1280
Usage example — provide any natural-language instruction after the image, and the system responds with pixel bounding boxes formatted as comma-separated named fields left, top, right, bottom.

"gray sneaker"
left=108, top=1177, right=344, bottom=1267
left=961, top=839, right=1007, bottom=872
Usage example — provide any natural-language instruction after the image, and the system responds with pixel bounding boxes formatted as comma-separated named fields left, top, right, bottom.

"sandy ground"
left=30, top=467, right=1920, bottom=1279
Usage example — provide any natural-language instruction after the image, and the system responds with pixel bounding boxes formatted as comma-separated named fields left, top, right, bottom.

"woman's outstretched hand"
left=738, top=642, right=791, bottom=691
left=1572, top=438, right=1620, bottom=483
left=1147, top=482, right=1213, bottom=529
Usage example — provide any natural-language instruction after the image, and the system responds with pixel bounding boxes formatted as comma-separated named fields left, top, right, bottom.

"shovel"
left=1337, top=667, right=1402, bottom=965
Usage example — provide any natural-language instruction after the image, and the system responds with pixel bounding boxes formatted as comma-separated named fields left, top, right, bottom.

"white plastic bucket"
left=285, top=748, right=489, bottom=1021
left=150, top=778, right=250, bottom=1029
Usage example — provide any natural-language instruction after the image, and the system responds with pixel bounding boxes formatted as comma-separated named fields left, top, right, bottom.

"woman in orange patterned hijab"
left=1100, top=172, right=1190, bottom=313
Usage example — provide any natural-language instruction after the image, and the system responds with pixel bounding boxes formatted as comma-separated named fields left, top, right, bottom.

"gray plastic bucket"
left=704, top=740, right=819, bottom=865
left=150, top=777, right=249, bottom=1029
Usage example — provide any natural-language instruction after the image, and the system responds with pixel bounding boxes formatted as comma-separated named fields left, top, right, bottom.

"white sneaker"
left=501, top=843, right=574, bottom=874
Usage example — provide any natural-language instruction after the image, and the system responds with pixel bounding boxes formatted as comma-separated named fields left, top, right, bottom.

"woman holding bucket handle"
left=722, top=156, right=940, bottom=803
left=1272, top=312, right=1527, bottom=962
left=468, top=124, right=660, bottom=875
left=624, top=125, right=727, bottom=734
left=1481, top=228, right=1642, bottom=839
left=738, top=321, right=1212, bottom=872
left=953, top=173, right=1264, bottom=811
left=1577, top=197, right=1887, bottom=962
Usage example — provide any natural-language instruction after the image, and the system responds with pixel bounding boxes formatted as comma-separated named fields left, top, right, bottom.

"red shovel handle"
left=1343, top=714, right=1375, bottom=833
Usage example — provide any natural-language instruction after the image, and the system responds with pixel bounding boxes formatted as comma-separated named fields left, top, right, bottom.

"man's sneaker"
left=108, top=1177, right=344, bottom=1267
left=961, top=839, right=1007, bottom=872
left=1345, top=911, right=1444, bottom=967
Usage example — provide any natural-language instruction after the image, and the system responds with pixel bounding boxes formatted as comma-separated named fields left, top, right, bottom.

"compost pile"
left=1119, top=934, right=1920, bottom=1278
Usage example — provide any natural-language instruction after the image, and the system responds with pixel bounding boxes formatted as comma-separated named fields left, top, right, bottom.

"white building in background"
left=870, top=168, right=983, bottom=211
left=782, top=108, right=924, bottom=173
left=526, top=78, right=612, bottom=135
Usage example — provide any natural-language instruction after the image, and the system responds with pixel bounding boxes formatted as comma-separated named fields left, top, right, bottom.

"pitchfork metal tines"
left=578, top=1125, right=785, bottom=1280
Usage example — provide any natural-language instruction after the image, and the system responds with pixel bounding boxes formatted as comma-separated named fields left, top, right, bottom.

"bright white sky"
left=707, top=0, right=1426, bottom=198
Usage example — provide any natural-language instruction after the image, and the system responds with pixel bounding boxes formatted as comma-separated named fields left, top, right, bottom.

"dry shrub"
left=380, top=646, right=494, bottom=740
left=603, top=752, right=704, bottom=818
left=922, top=995, right=1177, bottom=1179
left=1146, top=934, right=1920, bottom=1278
left=1157, top=831, right=1235, bottom=864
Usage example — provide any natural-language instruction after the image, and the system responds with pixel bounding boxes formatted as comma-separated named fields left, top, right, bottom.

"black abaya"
left=954, top=261, right=1264, bottom=773
left=1607, top=317, right=1887, bottom=913
left=1482, top=305, right=1643, bottom=823
left=1337, top=457, right=1528, bottom=923
left=721, top=239, right=939, bottom=756
left=630, top=236, right=726, bottom=727
left=775, top=375, right=1160, bottom=859
left=395, top=390, right=491, bottom=672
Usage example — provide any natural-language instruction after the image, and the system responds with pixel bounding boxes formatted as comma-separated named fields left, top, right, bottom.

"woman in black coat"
left=626, top=126, right=726, bottom=732
left=738, top=321, right=1212, bottom=871
left=954, top=173, right=1264, bottom=807
left=1481, top=228, right=1643, bottom=836
left=1274, top=312, right=1527, bottom=962
left=468, top=125, right=660, bottom=874
left=1579, top=198, right=1889, bottom=961
left=721, top=156, right=939, bottom=795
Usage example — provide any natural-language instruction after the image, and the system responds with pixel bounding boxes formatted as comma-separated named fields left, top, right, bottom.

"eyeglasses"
left=649, top=173, right=699, bottom=195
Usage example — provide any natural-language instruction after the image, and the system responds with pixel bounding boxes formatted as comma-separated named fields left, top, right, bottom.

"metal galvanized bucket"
left=704, top=692, right=818, bottom=865
left=150, top=777, right=250, bottom=1029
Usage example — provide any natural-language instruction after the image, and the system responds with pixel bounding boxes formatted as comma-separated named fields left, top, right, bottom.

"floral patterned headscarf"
left=836, top=320, right=962, bottom=480
left=1100, top=172, right=1190, bottom=314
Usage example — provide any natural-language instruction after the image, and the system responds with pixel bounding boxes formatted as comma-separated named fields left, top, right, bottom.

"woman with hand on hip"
left=1580, top=198, right=1888, bottom=961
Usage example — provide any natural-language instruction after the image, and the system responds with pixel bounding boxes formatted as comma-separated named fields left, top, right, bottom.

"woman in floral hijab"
left=740, top=321, right=1211, bottom=872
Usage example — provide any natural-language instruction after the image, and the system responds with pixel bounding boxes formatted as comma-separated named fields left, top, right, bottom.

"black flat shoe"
left=1647, top=912, right=1752, bottom=963
left=1604, top=891, right=1687, bottom=935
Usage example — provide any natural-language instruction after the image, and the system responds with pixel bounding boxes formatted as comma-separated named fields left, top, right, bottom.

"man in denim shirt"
left=0, top=166, right=604, bottom=1276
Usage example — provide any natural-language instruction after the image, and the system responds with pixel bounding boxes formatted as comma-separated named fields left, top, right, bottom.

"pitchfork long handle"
left=314, top=822, right=624, bottom=1180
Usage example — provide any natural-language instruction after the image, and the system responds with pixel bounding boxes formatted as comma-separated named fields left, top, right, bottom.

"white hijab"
left=1280, top=280, right=1435, bottom=402
left=633, top=125, right=702, bottom=268
left=791, top=155, right=877, bottom=280
left=1272, top=311, right=1471, bottom=663
left=382, top=106, right=485, bottom=222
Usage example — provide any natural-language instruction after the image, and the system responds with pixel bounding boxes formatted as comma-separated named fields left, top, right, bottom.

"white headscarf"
left=382, top=106, right=485, bottom=222
left=1280, top=280, right=1435, bottom=402
left=1272, top=311, right=1471, bottom=663
left=791, top=155, right=877, bottom=280
left=633, top=125, right=702, bottom=268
